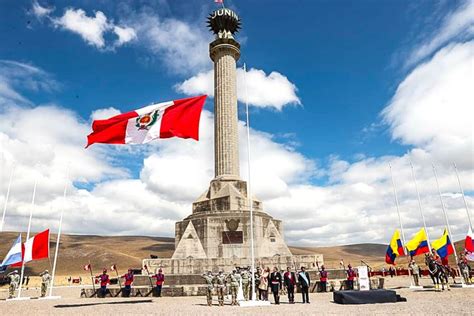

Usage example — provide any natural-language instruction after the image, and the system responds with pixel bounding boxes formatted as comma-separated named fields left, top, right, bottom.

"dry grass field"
left=0, top=231, right=465, bottom=279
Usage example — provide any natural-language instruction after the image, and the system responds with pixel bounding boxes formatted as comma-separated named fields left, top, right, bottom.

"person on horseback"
left=425, top=253, right=449, bottom=291
left=431, top=249, right=442, bottom=265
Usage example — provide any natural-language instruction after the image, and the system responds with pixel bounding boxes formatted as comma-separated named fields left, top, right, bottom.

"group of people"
left=94, top=267, right=165, bottom=298
left=7, top=269, right=51, bottom=299
left=404, top=249, right=473, bottom=286
left=201, top=264, right=344, bottom=306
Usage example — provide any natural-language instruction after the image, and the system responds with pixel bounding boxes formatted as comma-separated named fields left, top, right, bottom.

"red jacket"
left=347, top=269, right=356, bottom=281
left=123, top=273, right=134, bottom=286
left=320, top=270, right=328, bottom=282
left=97, top=274, right=110, bottom=287
left=152, top=273, right=165, bottom=285
left=283, top=271, right=296, bottom=286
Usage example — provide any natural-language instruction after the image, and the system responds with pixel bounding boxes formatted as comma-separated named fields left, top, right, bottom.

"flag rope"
left=389, top=163, right=413, bottom=287
left=17, top=177, right=38, bottom=298
left=453, top=162, right=473, bottom=232
left=0, top=163, right=15, bottom=232
left=49, top=166, right=69, bottom=297
left=410, top=162, right=432, bottom=252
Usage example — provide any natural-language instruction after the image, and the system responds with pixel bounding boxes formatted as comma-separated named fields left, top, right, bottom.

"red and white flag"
left=83, top=264, right=91, bottom=271
left=466, top=227, right=474, bottom=252
left=86, top=95, right=207, bottom=147
left=23, top=229, right=49, bottom=263
left=111, top=264, right=117, bottom=271
left=215, top=0, right=224, bottom=4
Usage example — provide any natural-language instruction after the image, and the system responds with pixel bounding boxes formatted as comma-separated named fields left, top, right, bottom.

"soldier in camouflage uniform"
left=202, top=271, right=214, bottom=306
left=227, top=269, right=241, bottom=306
left=240, top=267, right=250, bottom=301
left=213, top=270, right=226, bottom=306
left=8, top=270, right=20, bottom=299
left=39, top=270, right=51, bottom=297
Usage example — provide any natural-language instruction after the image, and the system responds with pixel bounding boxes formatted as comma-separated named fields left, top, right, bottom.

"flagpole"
left=432, top=164, right=463, bottom=284
left=453, top=162, right=473, bottom=231
left=389, top=163, right=413, bottom=286
left=410, top=162, right=432, bottom=252
left=49, top=168, right=69, bottom=297
left=1, top=163, right=15, bottom=232
left=17, top=177, right=38, bottom=299
left=244, top=63, right=257, bottom=301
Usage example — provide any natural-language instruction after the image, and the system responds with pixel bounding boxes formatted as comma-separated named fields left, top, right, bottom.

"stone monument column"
left=210, top=36, right=240, bottom=179
left=170, top=8, right=294, bottom=262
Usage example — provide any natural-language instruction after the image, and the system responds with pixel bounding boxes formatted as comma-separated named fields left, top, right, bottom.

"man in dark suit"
left=283, top=267, right=296, bottom=304
left=298, top=266, right=310, bottom=304
left=269, top=267, right=282, bottom=305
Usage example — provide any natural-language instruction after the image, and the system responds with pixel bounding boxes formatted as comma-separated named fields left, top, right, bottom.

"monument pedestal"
left=172, top=178, right=292, bottom=260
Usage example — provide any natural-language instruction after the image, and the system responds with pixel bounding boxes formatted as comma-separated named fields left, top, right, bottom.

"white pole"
left=49, top=168, right=69, bottom=297
left=432, top=164, right=463, bottom=284
left=389, top=163, right=413, bottom=285
left=453, top=162, right=473, bottom=231
left=410, top=162, right=432, bottom=252
left=244, top=63, right=256, bottom=301
left=17, top=177, right=38, bottom=298
left=1, top=163, right=15, bottom=232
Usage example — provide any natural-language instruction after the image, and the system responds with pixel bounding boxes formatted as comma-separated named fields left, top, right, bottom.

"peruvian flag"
left=84, top=264, right=91, bottom=271
left=111, top=264, right=117, bottom=271
left=86, top=95, right=207, bottom=147
left=466, top=227, right=474, bottom=252
left=23, top=229, right=50, bottom=263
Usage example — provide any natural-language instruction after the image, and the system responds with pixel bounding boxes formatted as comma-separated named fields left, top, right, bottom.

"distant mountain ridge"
left=0, top=232, right=465, bottom=276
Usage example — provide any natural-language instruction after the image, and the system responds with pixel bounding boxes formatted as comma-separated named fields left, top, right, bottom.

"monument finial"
left=207, top=8, right=241, bottom=39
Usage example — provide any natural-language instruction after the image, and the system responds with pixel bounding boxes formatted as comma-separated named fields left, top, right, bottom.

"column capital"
left=210, top=38, right=241, bottom=61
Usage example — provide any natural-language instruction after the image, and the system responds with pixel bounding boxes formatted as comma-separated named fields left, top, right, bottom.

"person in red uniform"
left=151, top=268, right=165, bottom=297
left=96, top=268, right=110, bottom=298
left=319, top=265, right=328, bottom=292
left=346, top=264, right=356, bottom=290
left=283, top=267, right=296, bottom=304
left=122, top=268, right=134, bottom=297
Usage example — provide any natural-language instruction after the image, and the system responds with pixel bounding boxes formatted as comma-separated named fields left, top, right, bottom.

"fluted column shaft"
left=210, top=39, right=241, bottom=179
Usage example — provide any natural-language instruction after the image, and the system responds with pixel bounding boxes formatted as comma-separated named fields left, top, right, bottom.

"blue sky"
left=1, top=0, right=439, bottom=165
left=0, top=0, right=472, bottom=246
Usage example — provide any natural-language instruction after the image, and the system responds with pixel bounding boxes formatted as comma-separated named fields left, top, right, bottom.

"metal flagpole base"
left=239, top=300, right=271, bottom=307
left=39, top=296, right=62, bottom=300
left=7, top=297, right=31, bottom=301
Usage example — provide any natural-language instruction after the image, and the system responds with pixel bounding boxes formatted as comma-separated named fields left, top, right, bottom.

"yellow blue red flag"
left=406, top=228, right=430, bottom=257
left=385, top=229, right=405, bottom=264
left=432, top=228, right=454, bottom=259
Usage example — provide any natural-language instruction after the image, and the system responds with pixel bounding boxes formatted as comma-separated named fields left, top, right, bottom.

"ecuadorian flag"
left=432, top=229, right=454, bottom=259
left=406, top=228, right=430, bottom=257
left=385, top=229, right=405, bottom=264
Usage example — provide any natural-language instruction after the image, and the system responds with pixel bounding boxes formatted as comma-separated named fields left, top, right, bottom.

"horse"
left=425, top=254, right=449, bottom=291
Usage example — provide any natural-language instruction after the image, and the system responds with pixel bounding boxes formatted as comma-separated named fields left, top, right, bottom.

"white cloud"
left=128, top=13, right=211, bottom=74
left=176, top=67, right=301, bottom=110
left=52, top=8, right=136, bottom=49
left=31, top=1, right=54, bottom=18
left=383, top=42, right=474, bottom=169
left=0, top=60, right=58, bottom=105
left=113, top=25, right=137, bottom=46
left=406, top=0, right=474, bottom=66
left=2, top=4, right=473, bottom=249
left=90, top=107, right=121, bottom=121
